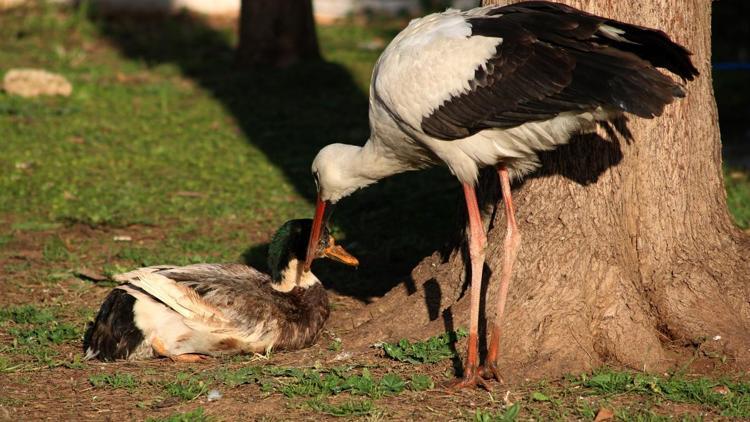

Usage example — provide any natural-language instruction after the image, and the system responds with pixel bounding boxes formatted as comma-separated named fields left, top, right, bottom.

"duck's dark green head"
left=267, top=219, right=358, bottom=283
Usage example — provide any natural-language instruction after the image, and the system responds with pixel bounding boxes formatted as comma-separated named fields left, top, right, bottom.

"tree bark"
left=236, top=0, right=320, bottom=67
left=346, top=0, right=750, bottom=380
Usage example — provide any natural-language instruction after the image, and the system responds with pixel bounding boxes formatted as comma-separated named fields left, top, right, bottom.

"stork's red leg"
left=448, top=183, right=489, bottom=390
left=482, top=165, right=521, bottom=382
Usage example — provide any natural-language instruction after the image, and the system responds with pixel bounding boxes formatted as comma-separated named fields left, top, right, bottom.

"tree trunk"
left=236, top=0, right=320, bottom=67
left=346, top=0, right=750, bottom=380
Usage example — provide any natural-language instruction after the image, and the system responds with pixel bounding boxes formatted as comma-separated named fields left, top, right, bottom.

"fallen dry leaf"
left=713, top=385, right=730, bottom=395
left=594, top=407, right=615, bottom=421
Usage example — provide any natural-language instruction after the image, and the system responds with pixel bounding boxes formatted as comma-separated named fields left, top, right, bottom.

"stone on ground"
left=2, top=68, right=72, bottom=97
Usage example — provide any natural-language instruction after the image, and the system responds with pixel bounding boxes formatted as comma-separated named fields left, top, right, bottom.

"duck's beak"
left=304, top=195, right=328, bottom=271
left=323, top=240, right=359, bottom=267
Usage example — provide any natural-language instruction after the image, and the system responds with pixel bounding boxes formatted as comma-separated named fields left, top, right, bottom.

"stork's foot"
left=480, top=361, right=504, bottom=383
left=170, top=353, right=210, bottom=363
left=446, top=365, right=491, bottom=391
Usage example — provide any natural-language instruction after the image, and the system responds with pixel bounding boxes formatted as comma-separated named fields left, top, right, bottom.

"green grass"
left=726, top=168, right=750, bottom=229
left=470, top=403, right=520, bottom=422
left=0, top=5, right=356, bottom=229
left=456, top=369, right=750, bottom=420
left=164, top=372, right=211, bottom=401
left=380, top=329, right=467, bottom=364
left=208, top=365, right=434, bottom=416
left=612, top=409, right=703, bottom=422
left=213, top=365, right=427, bottom=399
left=0, top=305, right=56, bottom=324
left=146, top=407, right=212, bottom=422
left=0, top=305, right=82, bottom=368
left=0, top=3, right=460, bottom=300
left=306, top=398, right=376, bottom=417
left=42, top=235, right=72, bottom=262
left=1, top=305, right=80, bottom=348
left=89, top=372, right=139, bottom=390
left=578, top=369, right=750, bottom=417
left=0, top=3, right=748, bottom=421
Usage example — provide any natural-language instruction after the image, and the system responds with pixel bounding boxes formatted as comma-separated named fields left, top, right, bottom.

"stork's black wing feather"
left=421, top=2, right=699, bottom=140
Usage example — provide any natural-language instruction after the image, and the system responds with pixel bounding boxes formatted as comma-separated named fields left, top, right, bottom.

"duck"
left=83, top=219, right=358, bottom=362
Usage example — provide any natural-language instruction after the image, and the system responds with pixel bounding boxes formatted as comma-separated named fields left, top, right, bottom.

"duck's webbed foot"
left=151, top=337, right=210, bottom=363
left=170, top=353, right=210, bottom=363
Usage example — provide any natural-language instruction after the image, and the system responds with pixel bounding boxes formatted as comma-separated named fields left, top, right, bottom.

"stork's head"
left=304, top=143, right=376, bottom=271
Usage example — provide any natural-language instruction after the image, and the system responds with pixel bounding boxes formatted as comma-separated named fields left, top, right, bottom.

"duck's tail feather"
left=121, top=269, right=231, bottom=326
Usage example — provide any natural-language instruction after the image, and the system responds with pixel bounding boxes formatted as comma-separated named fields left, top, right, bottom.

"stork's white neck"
left=312, top=140, right=412, bottom=203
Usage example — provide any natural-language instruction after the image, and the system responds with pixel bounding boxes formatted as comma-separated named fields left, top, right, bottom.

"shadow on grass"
left=90, top=12, right=461, bottom=300
left=87, top=10, right=630, bottom=309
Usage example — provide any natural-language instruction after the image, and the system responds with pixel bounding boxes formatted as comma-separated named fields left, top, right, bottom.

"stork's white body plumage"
left=306, top=1, right=698, bottom=387
left=370, top=7, right=601, bottom=183
left=314, top=5, right=669, bottom=202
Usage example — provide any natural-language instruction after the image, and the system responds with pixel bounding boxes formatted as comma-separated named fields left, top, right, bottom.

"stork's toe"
left=445, top=365, right=491, bottom=391
left=480, top=362, right=504, bottom=383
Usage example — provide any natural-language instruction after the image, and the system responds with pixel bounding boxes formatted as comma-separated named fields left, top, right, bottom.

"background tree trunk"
left=236, top=0, right=320, bottom=67
left=345, top=0, right=750, bottom=380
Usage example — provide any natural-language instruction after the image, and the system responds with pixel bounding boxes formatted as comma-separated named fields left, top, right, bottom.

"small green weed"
left=381, top=328, right=467, bottom=364
left=0, top=356, right=24, bottom=372
left=10, top=222, right=62, bottom=232
left=42, top=236, right=71, bottom=262
left=146, top=407, right=211, bottom=422
left=470, top=403, right=520, bottom=422
left=213, top=365, right=433, bottom=398
left=579, top=369, right=750, bottom=417
left=328, top=338, right=342, bottom=352
left=409, top=373, right=434, bottom=391
left=265, top=367, right=411, bottom=399
left=9, top=323, right=80, bottom=346
left=89, top=372, right=138, bottom=390
left=530, top=391, right=551, bottom=402
left=212, top=365, right=260, bottom=387
left=164, top=372, right=211, bottom=401
left=379, top=373, right=405, bottom=394
left=0, top=305, right=55, bottom=324
left=613, top=408, right=703, bottom=422
left=1, top=304, right=81, bottom=366
left=726, top=167, right=750, bottom=229
left=306, top=398, right=375, bottom=417
left=62, top=354, right=87, bottom=369
left=0, top=234, right=12, bottom=248
left=575, top=399, right=598, bottom=420
left=0, top=396, right=24, bottom=407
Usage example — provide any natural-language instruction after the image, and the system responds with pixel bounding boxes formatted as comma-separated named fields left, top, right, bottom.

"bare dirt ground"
left=1, top=221, right=745, bottom=421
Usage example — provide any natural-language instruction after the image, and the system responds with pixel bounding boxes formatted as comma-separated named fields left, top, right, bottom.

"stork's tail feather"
left=83, top=288, right=144, bottom=361
left=595, top=22, right=699, bottom=82
left=489, top=1, right=700, bottom=81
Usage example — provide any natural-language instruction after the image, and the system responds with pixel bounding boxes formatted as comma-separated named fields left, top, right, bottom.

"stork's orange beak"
left=304, top=196, right=327, bottom=271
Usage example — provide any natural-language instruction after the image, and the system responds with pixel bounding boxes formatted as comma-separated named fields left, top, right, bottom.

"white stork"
left=304, top=1, right=698, bottom=388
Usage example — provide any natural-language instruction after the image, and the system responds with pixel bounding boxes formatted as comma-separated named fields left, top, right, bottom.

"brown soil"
left=0, top=223, right=742, bottom=421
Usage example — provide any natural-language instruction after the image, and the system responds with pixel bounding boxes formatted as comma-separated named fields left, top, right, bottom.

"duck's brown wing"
left=152, top=264, right=329, bottom=351
left=116, top=265, right=283, bottom=354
